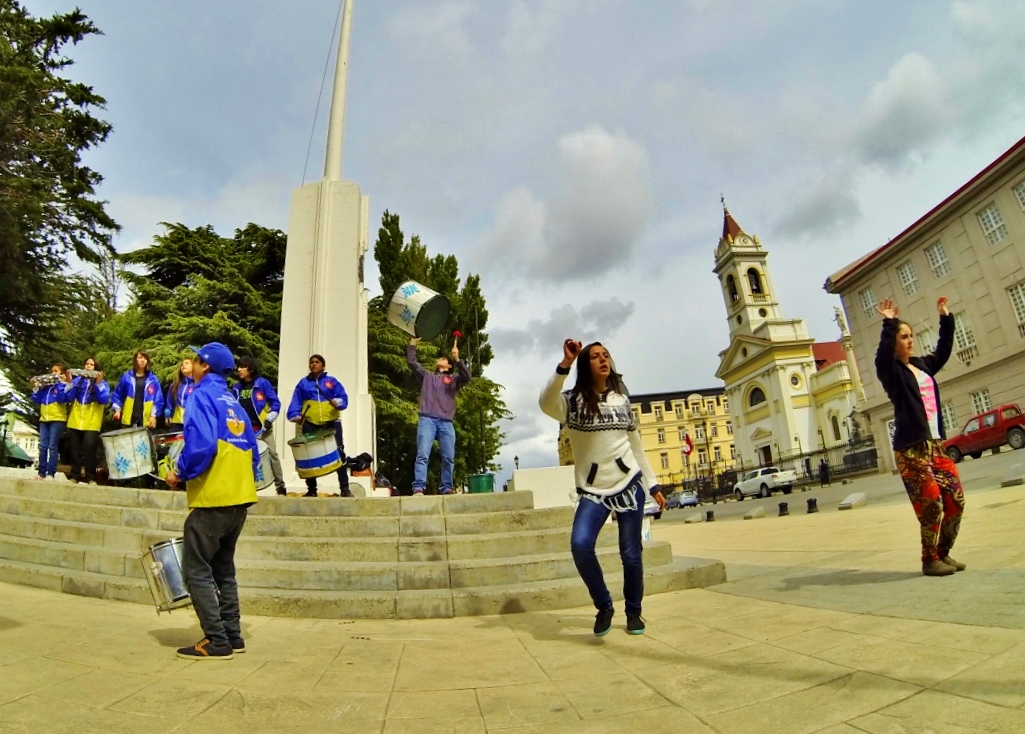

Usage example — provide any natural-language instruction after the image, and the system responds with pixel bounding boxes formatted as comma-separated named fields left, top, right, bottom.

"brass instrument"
left=29, top=373, right=62, bottom=389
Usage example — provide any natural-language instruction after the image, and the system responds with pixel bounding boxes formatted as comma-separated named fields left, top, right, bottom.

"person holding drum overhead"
left=234, top=357, right=288, bottom=496
left=407, top=336, right=471, bottom=495
left=111, top=350, right=164, bottom=429
left=287, top=354, right=352, bottom=498
left=164, top=357, right=196, bottom=430
left=65, top=357, right=109, bottom=484
left=164, top=342, right=258, bottom=660
left=29, top=362, right=73, bottom=480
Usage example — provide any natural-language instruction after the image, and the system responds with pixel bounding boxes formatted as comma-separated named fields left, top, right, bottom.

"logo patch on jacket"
left=255, top=390, right=264, bottom=401
left=324, top=380, right=334, bottom=389
left=226, top=407, right=246, bottom=437
left=442, top=375, right=453, bottom=385
left=147, top=385, right=155, bottom=395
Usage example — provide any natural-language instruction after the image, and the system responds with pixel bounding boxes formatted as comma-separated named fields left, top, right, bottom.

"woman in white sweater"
left=539, top=339, right=666, bottom=636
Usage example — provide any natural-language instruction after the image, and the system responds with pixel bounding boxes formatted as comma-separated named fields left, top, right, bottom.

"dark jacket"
left=875, top=314, right=954, bottom=451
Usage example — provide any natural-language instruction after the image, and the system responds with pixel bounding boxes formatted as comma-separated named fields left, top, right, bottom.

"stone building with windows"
left=714, top=207, right=861, bottom=471
left=826, top=134, right=1025, bottom=472
left=556, top=387, right=737, bottom=491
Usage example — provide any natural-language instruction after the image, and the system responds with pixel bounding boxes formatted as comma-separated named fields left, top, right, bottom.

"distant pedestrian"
left=111, top=350, right=163, bottom=429
left=29, top=363, right=72, bottom=480
left=164, top=357, right=196, bottom=430
left=287, top=354, right=351, bottom=497
left=234, top=357, right=288, bottom=496
left=66, top=358, right=108, bottom=484
left=875, top=296, right=965, bottom=577
left=539, top=339, right=666, bottom=637
left=818, top=459, right=830, bottom=487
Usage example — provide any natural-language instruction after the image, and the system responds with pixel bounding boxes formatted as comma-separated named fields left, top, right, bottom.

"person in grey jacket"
left=407, top=336, right=471, bottom=494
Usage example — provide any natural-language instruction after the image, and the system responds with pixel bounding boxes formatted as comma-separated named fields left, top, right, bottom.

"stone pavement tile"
left=107, top=677, right=231, bottom=721
left=394, top=641, right=548, bottom=691
left=705, top=671, right=920, bottom=734
left=663, top=589, right=778, bottom=617
left=0, top=623, right=108, bottom=656
left=0, top=655, right=92, bottom=704
left=533, top=648, right=626, bottom=681
left=647, top=623, right=759, bottom=658
left=635, top=642, right=852, bottom=717
left=902, top=620, right=1025, bottom=655
left=706, top=602, right=854, bottom=643
left=245, top=656, right=337, bottom=691
left=321, top=640, right=404, bottom=692
left=384, top=716, right=486, bottom=734
left=770, top=627, right=866, bottom=656
left=851, top=688, right=1025, bottom=732
left=475, top=681, right=580, bottom=730
left=827, top=614, right=924, bottom=640
left=500, top=610, right=610, bottom=656
left=933, top=640, right=1025, bottom=708
left=239, top=627, right=345, bottom=662
left=556, top=672, right=672, bottom=719
left=810, top=726, right=865, bottom=734
left=495, top=701, right=717, bottom=734
left=0, top=646, right=34, bottom=667
left=47, top=633, right=196, bottom=677
left=173, top=653, right=268, bottom=686
left=0, top=693, right=179, bottom=734
left=812, top=633, right=988, bottom=687
left=175, top=688, right=388, bottom=734
left=591, top=634, right=691, bottom=672
left=386, top=689, right=480, bottom=718
left=34, top=668, right=156, bottom=709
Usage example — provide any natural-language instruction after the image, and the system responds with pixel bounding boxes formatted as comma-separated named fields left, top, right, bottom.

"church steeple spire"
left=721, top=197, right=746, bottom=242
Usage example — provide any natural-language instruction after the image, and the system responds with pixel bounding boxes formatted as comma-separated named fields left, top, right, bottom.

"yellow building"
left=557, top=388, right=737, bottom=490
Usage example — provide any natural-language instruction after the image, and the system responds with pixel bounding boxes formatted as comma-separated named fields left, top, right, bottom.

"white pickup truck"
left=733, top=467, right=798, bottom=500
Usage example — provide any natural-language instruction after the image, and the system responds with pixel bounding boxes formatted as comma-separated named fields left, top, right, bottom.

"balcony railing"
left=956, top=345, right=979, bottom=365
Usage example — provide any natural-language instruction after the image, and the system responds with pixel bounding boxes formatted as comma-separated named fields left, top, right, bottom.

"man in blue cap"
left=165, top=342, right=258, bottom=660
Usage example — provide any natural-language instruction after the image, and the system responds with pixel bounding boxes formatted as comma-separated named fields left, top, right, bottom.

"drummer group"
left=29, top=350, right=351, bottom=496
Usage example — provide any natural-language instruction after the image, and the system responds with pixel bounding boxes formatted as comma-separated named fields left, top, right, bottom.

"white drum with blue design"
left=387, top=280, right=451, bottom=340
left=254, top=439, right=274, bottom=490
left=287, top=430, right=342, bottom=479
left=101, top=426, right=155, bottom=480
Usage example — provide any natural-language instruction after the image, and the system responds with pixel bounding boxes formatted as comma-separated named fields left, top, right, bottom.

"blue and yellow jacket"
left=232, top=376, right=281, bottom=429
left=174, top=373, right=259, bottom=509
left=164, top=377, right=196, bottom=424
left=111, top=371, right=164, bottom=426
left=287, top=373, right=348, bottom=425
left=31, top=382, right=72, bottom=423
left=66, top=376, right=110, bottom=432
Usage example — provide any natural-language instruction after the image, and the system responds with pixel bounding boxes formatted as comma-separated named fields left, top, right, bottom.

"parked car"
left=733, top=467, right=798, bottom=500
left=944, top=404, right=1025, bottom=463
left=665, top=490, right=698, bottom=510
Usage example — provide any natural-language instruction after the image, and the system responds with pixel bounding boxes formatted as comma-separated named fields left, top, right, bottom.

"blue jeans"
left=37, top=421, right=65, bottom=477
left=570, top=480, right=646, bottom=615
left=413, top=416, right=455, bottom=493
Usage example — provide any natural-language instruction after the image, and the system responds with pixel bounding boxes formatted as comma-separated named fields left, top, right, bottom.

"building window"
left=916, top=327, right=936, bottom=355
left=859, top=287, right=876, bottom=318
left=726, top=274, right=739, bottom=302
left=941, top=401, right=958, bottom=433
left=706, top=400, right=715, bottom=412
left=711, top=424, right=718, bottom=437
left=657, top=428, right=665, bottom=444
left=674, top=404, right=683, bottom=418
left=695, top=426, right=705, bottom=440
left=726, top=421, right=733, bottom=435
left=970, top=389, right=992, bottom=415
left=1008, top=280, right=1025, bottom=337
left=978, top=203, right=1008, bottom=245
left=660, top=452, right=669, bottom=470
left=953, top=312, right=979, bottom=364
left=729, top=444, right=736, bottom=460
left=924, top=242, right=951, bottom=278
left=691, top=403, right=700, bottom=416
left=653, top=406, right=663, bottom=422
left=896, top=261, right=919, bottom=296
left=749, top=387, right=767, bottom=407
left=713, top=446, right=722, bottom=462
left=678, top=428, right=687, bottom=441
left=631, top=407, right=640, bottom=421
left=747, top=268, right=764, bottom=294
left=697, top=449, right=707, bottom=465
left=681, top=449, right=690, bottom=465
left=722, top=398, right=729, bottom=412
left=831, top=415, right=842, bottom=442
left=1015, top=180, right=1025, bottom=210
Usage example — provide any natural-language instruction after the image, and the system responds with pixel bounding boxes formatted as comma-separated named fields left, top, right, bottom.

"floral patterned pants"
left=894, top=440, right=966, bottom=562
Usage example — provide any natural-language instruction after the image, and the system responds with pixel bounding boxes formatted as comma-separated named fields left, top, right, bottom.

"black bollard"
left=778, top=502, right=789, bottom=517
left=807, top=497, right=818, bottom=513
left=705, top=510, right=715, bottom=522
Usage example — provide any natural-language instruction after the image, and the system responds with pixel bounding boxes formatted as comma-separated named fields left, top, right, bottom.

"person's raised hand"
left=875, top=298, right=898, bottom=320
left=450, top=344, right=459, bottom=361
left=148, top=416, right=157, bottom=429
left=409, top=336, right=421, bottom=346
left=937, top=296, right=949, bottom=316
left=652, top=488, right=667, bottom=511
left=561, top=339, right=582, bottom=368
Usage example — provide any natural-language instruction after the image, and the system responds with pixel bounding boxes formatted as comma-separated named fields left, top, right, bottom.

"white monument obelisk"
left=275, top=0, right=377, bottom=495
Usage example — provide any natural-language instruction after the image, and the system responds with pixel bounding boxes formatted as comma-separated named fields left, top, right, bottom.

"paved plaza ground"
left=2, top=462, right=1025, bottom=733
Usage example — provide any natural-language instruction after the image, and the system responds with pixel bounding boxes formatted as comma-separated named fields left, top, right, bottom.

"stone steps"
left=0, top=476, right=726, bottom=618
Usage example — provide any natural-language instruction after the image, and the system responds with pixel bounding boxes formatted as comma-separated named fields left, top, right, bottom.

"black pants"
left=301, top=419, right=348, bottom=492
left=67, top=429, right=100, bottom=482
left=182, top=505, right=248, bottom=647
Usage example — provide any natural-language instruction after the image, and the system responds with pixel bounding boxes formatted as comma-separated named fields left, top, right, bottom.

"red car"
left=943, top=404, right=1025, bottom=463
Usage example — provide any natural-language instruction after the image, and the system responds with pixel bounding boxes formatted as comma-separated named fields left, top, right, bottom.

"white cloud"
left=491, top=298, right=635, bottom=356
left=388, top=2, right=474, bottom=58
left=774, top=167, right=861, bottom=240
left=501, top=0, right=580, bottom=57
left=476, top=126, right=654, bottom=281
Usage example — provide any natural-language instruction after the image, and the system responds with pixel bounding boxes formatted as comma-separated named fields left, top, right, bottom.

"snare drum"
left=288, top=430, right=342, bottom=478
left=101, top=426, right=155, bottom=480
left=386, top=280, right=451, bottom=340
left=254, top=439, right=274, bottom=490
left=140, top=538, right=191, bottom=614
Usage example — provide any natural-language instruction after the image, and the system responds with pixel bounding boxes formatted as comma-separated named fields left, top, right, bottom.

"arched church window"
left=726, top=275, right=739, bottom=302
left=748, top=387, right=766, bottom=407
left=831, top=415, right=842, bottom=442
left=747, top=268, right=764, bottom=294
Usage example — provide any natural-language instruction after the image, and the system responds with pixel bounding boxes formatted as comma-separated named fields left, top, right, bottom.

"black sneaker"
left=229, top=638, right=246, bottom=654
left=626, top=613, right=646, bottom=635
left=303, top=490, right=318, bottom=498
left=275, top=488, right=287, bottom=496
left=339, top=488, right=353, bottom=498
left=177, top=638, right=233, bottom=660
left=593, top=606, right=614, bottom=637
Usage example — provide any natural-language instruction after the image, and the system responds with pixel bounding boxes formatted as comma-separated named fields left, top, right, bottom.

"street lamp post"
left=794, top=433, right=802, bottom=457
left=0, top=414, right=8, bottom=468
left=513, top=455, right=519, bottom=470
left=702, top=420, right=713, bottom=499
left=817, top=428, right=824, bottom=449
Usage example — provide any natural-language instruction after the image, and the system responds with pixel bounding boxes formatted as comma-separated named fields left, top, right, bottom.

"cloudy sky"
left=25, top=0, right=1025, bottom=483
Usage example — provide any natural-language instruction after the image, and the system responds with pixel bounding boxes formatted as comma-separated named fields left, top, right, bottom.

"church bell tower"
left=713, top=205, right=783, bottom=337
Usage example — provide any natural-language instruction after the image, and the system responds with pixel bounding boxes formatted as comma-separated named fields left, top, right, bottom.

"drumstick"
left=453, top=330, right=462, bottom=350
